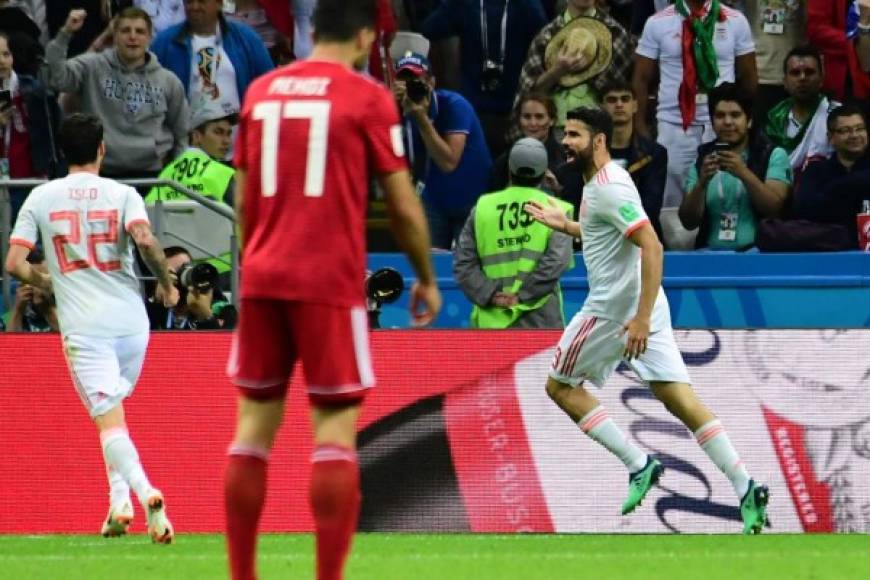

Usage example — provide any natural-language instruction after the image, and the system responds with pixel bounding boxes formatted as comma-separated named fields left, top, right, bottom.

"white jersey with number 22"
left=10, top=172, right=150, bottom=338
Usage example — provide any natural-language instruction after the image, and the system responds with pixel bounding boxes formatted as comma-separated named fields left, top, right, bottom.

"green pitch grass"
left=0, top=533, right=866, bottom=579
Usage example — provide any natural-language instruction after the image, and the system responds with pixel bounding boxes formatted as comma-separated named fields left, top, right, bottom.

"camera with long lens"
left=365, top=267, right=404, bottom=329
left=175, top=262, right=219, bottom=302
left=480, top=59, right=503, bottom=93
left=405, top=78, right=431, bottom=104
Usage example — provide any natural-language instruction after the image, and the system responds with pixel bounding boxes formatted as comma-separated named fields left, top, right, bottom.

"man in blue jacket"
left=151, top=0, right=273, bottom=117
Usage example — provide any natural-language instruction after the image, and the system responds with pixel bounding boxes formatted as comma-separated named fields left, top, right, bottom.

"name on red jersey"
left=268, top=77, right=332, bottom=97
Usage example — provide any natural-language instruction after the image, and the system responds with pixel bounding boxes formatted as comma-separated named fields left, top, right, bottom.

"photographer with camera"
left=679, top=84, right=790, bottom=251
left=146, top=246, right=237, bottom=330
left=393, top=52, right=492, bottom=250
left=3, top=248, right=58, bottom=332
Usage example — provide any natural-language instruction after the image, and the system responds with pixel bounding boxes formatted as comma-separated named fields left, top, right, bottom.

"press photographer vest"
left=146, top=148, right=235, bottom=273
left=472, top=186, right=573, bottom=329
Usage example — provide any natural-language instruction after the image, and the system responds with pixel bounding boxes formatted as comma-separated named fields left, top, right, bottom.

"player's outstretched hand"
left=408, top=281, right=441, bottom=327
left=525, top=198, right=568, bottom=233
left=156, top=283, right=180, bottom=308
left=621, top=316, right=650, bottom=360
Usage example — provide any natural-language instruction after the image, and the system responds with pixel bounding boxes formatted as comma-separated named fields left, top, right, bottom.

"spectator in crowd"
left=224, top=0, right=294, bottom=65
left=764, top=45, right=837, bottom=175
left=807, top=0, right=870, bottom=102
left=856, top=0, right=870, bottom=73
left=634, top=0, right=757, bottom=249
left=454, top=138, right=573, bottom=329
left=599, top=80, right=667, bottom=241
left=744, top=0, right=805, bottom=120
left=393, top=52, right=492, bottom=249
left=789, top=105, right=870, bottom=244
left=0, top=1, right=43, bottom=45
left=43, top=8, right=189, bottom=178
left=420, top=0, right=548, bottom=157
left=145, top=105, right=236, bottom=275
left=679, top=83, right=790, bottom=251
left=150, top=0, right=273, bottom=116
left=488, top=93, right=565, bottom=193
left=146, top=245, right=237, bottom=329
left=0, top=31, right=64, bottom=219
left=512, top=0, right=632, bottom=141
left=3, top=249, right=58, bottom=332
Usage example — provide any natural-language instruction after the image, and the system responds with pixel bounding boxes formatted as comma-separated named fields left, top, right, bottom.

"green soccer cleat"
left=621, top=457, right=664, bottom=515
left=740, top=480, right=770, bottom=535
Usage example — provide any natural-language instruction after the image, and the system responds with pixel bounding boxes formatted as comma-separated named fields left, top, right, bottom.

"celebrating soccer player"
left=525, top=107, right=769, bottom=534
left=5, top=114, right=178, bottom=543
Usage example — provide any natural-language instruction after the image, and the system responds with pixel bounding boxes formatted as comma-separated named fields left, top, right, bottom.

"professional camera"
left=175, top=262, right=219, bottom=301
left=365, top=267, right=404, bottom=329
left=405, top=78, right=431, bottom=104
left=480, top=59, right=503, bottom=93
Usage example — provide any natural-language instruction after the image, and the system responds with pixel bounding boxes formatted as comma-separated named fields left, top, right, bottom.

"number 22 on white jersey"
left=252, top=100, right=330, bottom=198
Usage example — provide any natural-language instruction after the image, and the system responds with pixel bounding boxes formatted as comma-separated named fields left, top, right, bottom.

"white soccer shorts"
left=62, top=332, right=149, bottom=418
left=549, top=315, right=691, bottom=388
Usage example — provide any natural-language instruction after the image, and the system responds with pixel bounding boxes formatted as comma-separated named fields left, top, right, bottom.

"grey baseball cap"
left=190, top=105, right=239, bottom=131
left=508, top=137, right=548, bottom=178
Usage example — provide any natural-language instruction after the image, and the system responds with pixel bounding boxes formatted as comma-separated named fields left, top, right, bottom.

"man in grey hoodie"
left=43, top=7, right=189, bottom=179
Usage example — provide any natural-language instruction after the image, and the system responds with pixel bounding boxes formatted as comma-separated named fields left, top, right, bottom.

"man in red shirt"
left=223, top=1, right=441, bottom=579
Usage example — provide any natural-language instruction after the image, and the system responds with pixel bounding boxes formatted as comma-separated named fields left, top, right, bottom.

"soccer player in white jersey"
left=4, top=114, right=178, bottom=543
left=525, top=107, right=769, bottom=534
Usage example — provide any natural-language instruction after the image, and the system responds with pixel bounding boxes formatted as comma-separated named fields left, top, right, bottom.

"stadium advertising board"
left=0, top=330, right=867, bottom=534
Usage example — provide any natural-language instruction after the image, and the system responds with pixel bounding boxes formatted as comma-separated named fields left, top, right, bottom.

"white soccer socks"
left=100, top=427, right=155, bottom=506
left=578, top=406, right=648, bottom=473
left=694, top=419, right=751, bottom=499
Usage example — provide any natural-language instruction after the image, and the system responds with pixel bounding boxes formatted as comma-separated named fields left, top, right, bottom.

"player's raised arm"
left=129, top=222, right=178, bottom=308
left=525, top=197, right=583, bottom=240
left=378, top=168, right=442, bottom=326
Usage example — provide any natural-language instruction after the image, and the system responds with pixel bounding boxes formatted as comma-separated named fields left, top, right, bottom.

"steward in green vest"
left=455, top=138, right=575, bottom=328
left=145, top=108, right=237, bottom=274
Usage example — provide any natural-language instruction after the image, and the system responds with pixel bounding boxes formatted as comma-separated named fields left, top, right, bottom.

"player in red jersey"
left=222, top=1, right=441, bottom=579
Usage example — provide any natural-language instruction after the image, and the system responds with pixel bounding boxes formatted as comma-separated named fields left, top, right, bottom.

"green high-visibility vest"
left=471, top=186, right=574, bottom=329
left=146, top=148, right=235, bottom=273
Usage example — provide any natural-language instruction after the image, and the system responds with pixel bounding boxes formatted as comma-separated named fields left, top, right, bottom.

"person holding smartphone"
left=679, top=83, right=791, bottom=251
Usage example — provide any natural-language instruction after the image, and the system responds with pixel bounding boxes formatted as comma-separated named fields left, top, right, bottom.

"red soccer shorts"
left=227, top=299, right=375, bottom=407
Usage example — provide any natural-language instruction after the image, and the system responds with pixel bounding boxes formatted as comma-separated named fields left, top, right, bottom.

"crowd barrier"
left=1, top=330, right=867, bottom=534
left=369, top=252, right=870, bottom=329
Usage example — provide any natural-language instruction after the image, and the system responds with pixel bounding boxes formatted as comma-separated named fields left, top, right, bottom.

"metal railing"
left=0, top=178, right=238, bottom=311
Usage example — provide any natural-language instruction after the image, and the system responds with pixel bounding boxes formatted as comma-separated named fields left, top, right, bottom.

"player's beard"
left=576, top=142, right=595, bottom=173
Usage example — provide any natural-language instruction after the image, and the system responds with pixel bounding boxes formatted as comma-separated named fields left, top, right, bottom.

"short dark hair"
left=783, top=45, right=823, bottom=74
left=518, top=93, right=557, bottom=121
left=599, top=80, right=636, bottom=99
left=827, top=104, right=867, bottom=133
left=566, top=107, right=613, bottom=150
left=59, top=114, right=103, bottom=166
left=708, top=82, right=754, bottom=121
left=312, top=0, right=377, bottom=42
left=164, top=246, right=192, bottom=260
